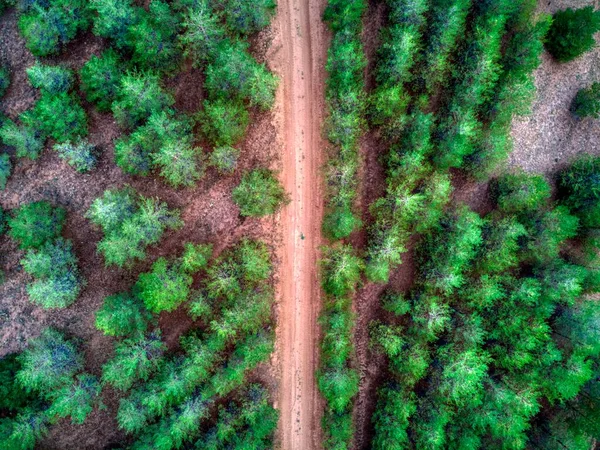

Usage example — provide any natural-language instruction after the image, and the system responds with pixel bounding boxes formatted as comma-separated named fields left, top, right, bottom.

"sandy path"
left=275, top=0, right=328, bottom=448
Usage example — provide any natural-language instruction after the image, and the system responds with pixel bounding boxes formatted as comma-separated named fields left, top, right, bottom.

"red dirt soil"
left=272, top=0, right=329, bottom=448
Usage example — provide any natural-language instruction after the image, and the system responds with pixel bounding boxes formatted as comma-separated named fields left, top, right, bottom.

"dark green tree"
left=545, top=7, right=600, bottom=63
left=8, top=201, right=65, bottom=249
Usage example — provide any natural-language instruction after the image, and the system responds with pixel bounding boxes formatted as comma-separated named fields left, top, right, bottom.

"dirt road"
left=275, top=0, right=328, bottom=448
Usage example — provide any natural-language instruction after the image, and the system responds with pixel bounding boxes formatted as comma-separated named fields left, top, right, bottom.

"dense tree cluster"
left=0, top=329, right=100, bottom=449
left=321, top=0, right=366, bottom=240
left=87, top=188, right=182, bottom=267
left=365, top=0, right=548, bottom=285
left=319, top=244, right=362, bottom=449
left=318, top=1, right=368, bottom=445
left=7, top=201, right=84, bottom=309
left=103, top=239, right=276, bottom=448
left=370, top=168, right=600, bottom=449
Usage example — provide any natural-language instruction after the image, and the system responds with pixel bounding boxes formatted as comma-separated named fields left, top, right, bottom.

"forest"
left=1, top=0, right=600, bottom=449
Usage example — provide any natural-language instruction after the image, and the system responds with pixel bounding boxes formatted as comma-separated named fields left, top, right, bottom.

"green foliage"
left=317, top=367, right=359, bottom=414
left=212, top=0, right=276, bottom=35
left=22, top=91, right=88, bottom=143
left=95, top=293, right=152, bottom=337
left=79, top=49, right=124, bottom=111
left=0, top=354, right=33, bottom=413
left=232, top=169, right=288, bottom=217
left=18, top=0, right=91, bottom=56
left=135, top=243, right=212, bottom=313
left=0, top=66, right=9, bottom=98
left=26, top=64, right=73, bottom=94
left=494, top=171, right=551, bottom=214
left=0, top=120, right=43, bottom=159
left=102, top=331, right=166, bottom=391
left=90, top=0, right=143, bottom=48
left=545, top=7, right=600, bottom=63
left=112, top=72, right=175, bottom=129
left=54, top=140, right=97, bottom=172
left=191, top=384, right=278, bottom=449
left=115, top=110, right=202, bottom=187
left=209, top=145, right=240, bottom=174
left=572, top=82, right=600, bottom=119
left=87, top=188, right=182, bottom=267
left=558, top=155, right=600, bottom=228
left=8, top=201, right=65, bottom=249
left=0, top=153, right=11, bottom=189
left=21, top=238, right=83, bottom=309
left=0, top=408, right=48, bottom=450
left=180, top=1, right=224, bottom=65
left=323, top=0, right=366, bottom=33
left=46, top=374, right=101, bottom=424
left=204, top=40, right=278, bottom=110
left=322, top=206, right=362, bottom=241
left=127, top=1, right=181, bottom=72
left=421, top=206, right=483, bottom=295
left=135, top=261, right=189, bottom=313
left=200, top=99, right=249, bottom=146
left=16, top=328, right=83, bottom=393
left=321, top=244, right=363, bottom=298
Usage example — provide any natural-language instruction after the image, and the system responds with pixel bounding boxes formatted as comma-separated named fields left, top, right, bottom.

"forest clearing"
left=0, top=0, right=599, bottom=449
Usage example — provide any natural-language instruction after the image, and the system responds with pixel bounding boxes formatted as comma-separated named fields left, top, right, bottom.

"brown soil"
left=510, top=0, right=600, bottom=175
left=272, top=0, right=329, bottom=448
left=0, top=7, right=281, bottom=450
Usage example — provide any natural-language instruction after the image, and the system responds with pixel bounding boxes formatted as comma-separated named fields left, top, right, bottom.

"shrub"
left=545, top=7, right=600, bottom=63
left=87, top=188, right=182, bottom=267
left=16, top=328, right=83, bottom=393
left=21, top=238, right=83, bottom=309
left=54, top=140, right=97, bottom=172
left=322, top=206, right=362, bottom=241
left=135, top=243, right=212, bottom=313
left=571, top=82, right=600, bottom=119
left=321, top=244, right=363, bottom=298
left=95, top=293, right=152, bottom=337
left=151, top=139, right=203, bottom=188
left=46, top=374, right=100, bottom=424
left=494, top=171, right=551, bottom=214
left=0, top=153, right=11, bottom=189
left=8, top=201, right=66, bottom=249
left=232, top=169, right=288, bottom=217
left=90, top=0, right=142, bottom=48
left=26, top=64, right=73, bottom=94
left=204, top=40, right=278, bottom=110
left=200, top=99, right=249, bottom=146
left=212, top=0, right=276, bottom=35
left=22, top=92, right=88, bottom=143
left=0, top=66, right=9, bottom=97
left=0, top=354, right=33, bottom=413
left=135, top=257, right=193, bottom=313
left=317, top=367, right=359, bottom=414
left=79, top=49, right=124, bottom=111
left=115, top=111, right=202, bottom=186
left=112, top=72, right=174, bottom=129
left=18, top=0, right=91, bottom=56
left=0, top=120, right=43, bottom=159
left=209, top=146, right=240, bottom=174
left=102, top=331, right=166, bottom=391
